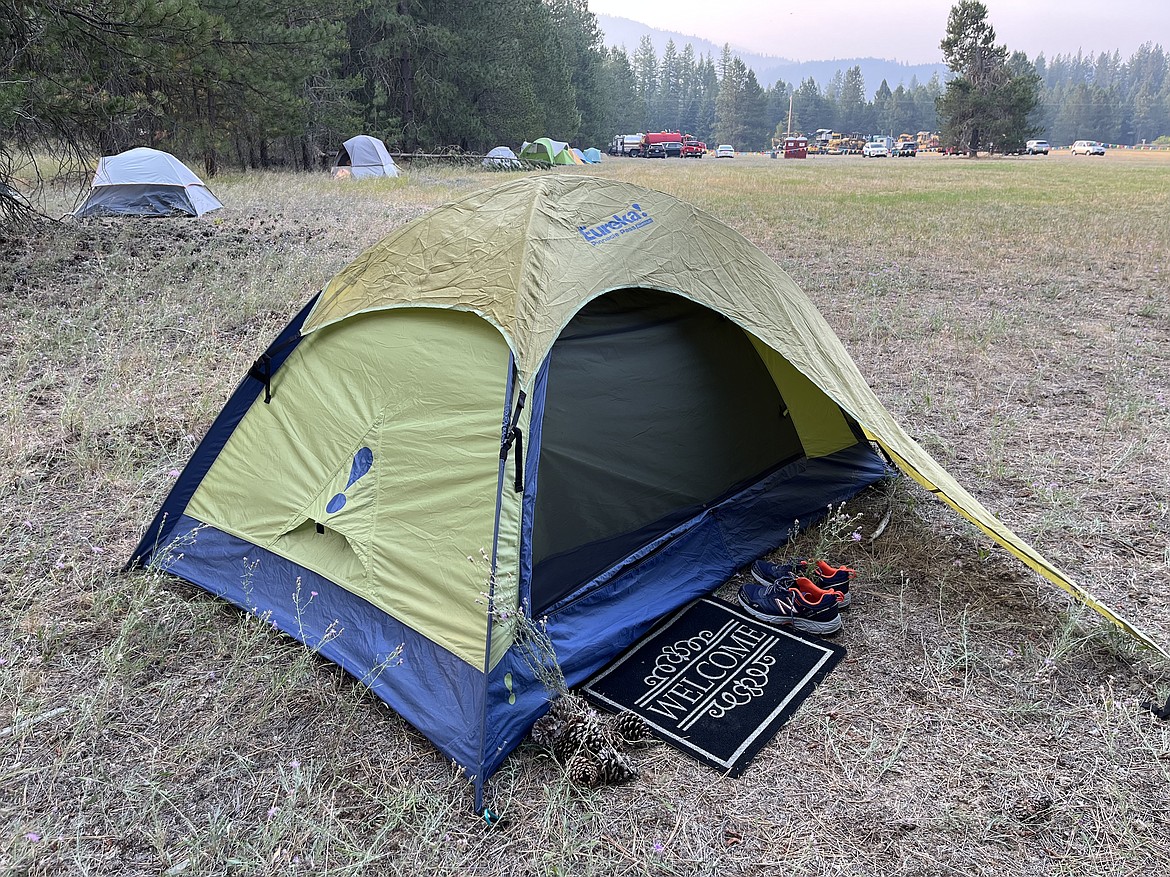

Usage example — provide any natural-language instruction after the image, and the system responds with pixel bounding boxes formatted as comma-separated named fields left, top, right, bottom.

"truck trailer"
left=609, top=134, right=645, bottom=157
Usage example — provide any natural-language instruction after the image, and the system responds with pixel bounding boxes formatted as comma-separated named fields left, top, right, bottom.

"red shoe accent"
left=792, top=576, right=844, bottom=605
left=814, top=560, right=856, bottom=580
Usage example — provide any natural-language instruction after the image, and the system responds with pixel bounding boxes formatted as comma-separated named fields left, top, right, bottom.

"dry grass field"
left=2, top=150, right=1169, bottom=876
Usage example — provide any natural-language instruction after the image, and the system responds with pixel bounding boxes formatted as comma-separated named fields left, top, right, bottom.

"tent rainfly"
left=75, top=147, right=222, bottom=218
left=582, top=147, right=603, bottom=163
left=332, top=136, right=400, bottom=179
left=131, top=176, right=1160, bottom=814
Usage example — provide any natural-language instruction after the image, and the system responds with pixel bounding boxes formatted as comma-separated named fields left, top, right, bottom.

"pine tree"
left=678, top=44, right=700, bottom=136
left=632, top=35, right=658, bottom=131
left=741, top=68, right=770, bottom=149
left=657, top=40, right=682, bottom=131
left=839, top=65, right=869, bottom=134
left=937, top=1, right=1039, bottom=154
left=602, top=46, right=641, bottom=135
left=715, top=51, right=749, bottom=146
left=873, top=79, right=894, bottom=134
left=695, top=53, right=719, bottom=142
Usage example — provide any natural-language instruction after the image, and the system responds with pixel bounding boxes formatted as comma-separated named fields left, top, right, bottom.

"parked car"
left=715, top=144, right=735, bottom=158
left=645, top=143, right=667, bottom=158
left=1025, top=139, right=1050, bottom=155
left=1071, top=140, right=1105, bottom=156
left=893, top=141, right=917, bottom=157
left=862, top=141, right=889, bottom=158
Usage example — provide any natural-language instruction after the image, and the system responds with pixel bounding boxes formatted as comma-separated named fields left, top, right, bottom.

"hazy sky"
left=588, top=1, right=1168, bottom=63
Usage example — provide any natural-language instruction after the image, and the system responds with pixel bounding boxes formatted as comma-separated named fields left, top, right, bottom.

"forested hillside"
left=2, top=0, right=1167, bottom=200
left=1037, top=46, right=1170, bottom=146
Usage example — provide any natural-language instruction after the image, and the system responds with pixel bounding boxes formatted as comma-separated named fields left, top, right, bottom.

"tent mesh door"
left=531, top=289, right=803, bottom=611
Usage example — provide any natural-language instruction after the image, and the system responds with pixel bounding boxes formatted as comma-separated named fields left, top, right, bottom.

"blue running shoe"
left=809, top=560, right=855, bottom=607
left=752, top=558, right=853, bottom=607
left=737, top=576, right=843, bottom=635
left=750, top=558, right=804, bottom=588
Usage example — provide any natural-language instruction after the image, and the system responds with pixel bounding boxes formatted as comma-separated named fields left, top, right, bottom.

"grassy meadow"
left=2, top=151, right=1169, bottom=875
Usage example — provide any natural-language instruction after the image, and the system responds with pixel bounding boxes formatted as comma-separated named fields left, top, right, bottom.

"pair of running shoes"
left=737, top=558, right=855, bottom=635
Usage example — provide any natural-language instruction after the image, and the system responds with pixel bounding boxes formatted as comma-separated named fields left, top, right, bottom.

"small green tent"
left=518, top=138, right=575, bottom=165
left=133, top=176, right=1159, bottom=813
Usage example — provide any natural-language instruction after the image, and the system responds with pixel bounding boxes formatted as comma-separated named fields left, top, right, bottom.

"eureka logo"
left=577, top=203, right=654, bottom=246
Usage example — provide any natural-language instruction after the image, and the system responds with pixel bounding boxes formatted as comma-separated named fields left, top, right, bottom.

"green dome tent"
left=133, top=176, right=1160, bottom=814
left=518, top=137, right=576, bottom=165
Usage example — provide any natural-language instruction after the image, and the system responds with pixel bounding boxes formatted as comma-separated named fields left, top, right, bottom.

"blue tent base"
left=157, top=515, right=488, bottom=773
left=149, top=442, right=888, bottom=811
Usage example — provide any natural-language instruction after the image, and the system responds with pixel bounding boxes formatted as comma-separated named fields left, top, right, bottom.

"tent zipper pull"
left=500, top=390, right=526, bottom=493
left=249, top=352, right=273, bottom=403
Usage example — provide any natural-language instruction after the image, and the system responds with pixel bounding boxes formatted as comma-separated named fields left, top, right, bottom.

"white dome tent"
left=332, top=135, right=400, bottom=179
left=482, top=146, right=522, bottom=170
left=75, top=147, right=223, bottom=218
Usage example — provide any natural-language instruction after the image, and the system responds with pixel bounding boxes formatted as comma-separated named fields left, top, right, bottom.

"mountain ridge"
left=596, top=14, right=948, bottom=99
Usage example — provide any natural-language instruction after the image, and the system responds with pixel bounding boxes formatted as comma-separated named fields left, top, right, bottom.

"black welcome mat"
left=582, top=597, right=844, bottom=777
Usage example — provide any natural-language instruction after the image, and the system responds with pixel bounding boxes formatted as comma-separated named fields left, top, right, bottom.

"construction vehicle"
left=828, top=132, right=866, bottom=155
left=826, top=132, right=848, bottom=154
left=808, top=129, right=832, bottom=154
left=833, top=132, right=870, bottom=154
left=916, top=131, right=940, bottom=152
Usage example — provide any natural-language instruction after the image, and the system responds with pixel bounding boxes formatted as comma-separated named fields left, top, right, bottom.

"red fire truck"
left=641, top=131, right=683, bottom=158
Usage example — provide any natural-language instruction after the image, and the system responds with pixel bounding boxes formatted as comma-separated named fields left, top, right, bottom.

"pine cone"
left=529, top=711, right=563, bottom=748
left=610, top=711, right=653, bottom=745
left=580, top=712, right=608, bottom=754
left=547, top=695, right=577, bottom=721
left=551, top=714, right=585, bottom=762
left=595, top=746, right=638, bottom=785
left=566, top=752, right=601, bottom=787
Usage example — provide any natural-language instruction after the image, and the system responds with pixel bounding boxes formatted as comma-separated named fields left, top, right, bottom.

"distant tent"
left=518, top=138, right=575, bottom=166
left=482, top=146, right=522, bottom=170
left=571, top=148, right=587, bottom=163
left=333, top=136, right=400, bottom=179
left=583, top=148, right=603, bottom=163
left=75, top=148, right=222, bottom=218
